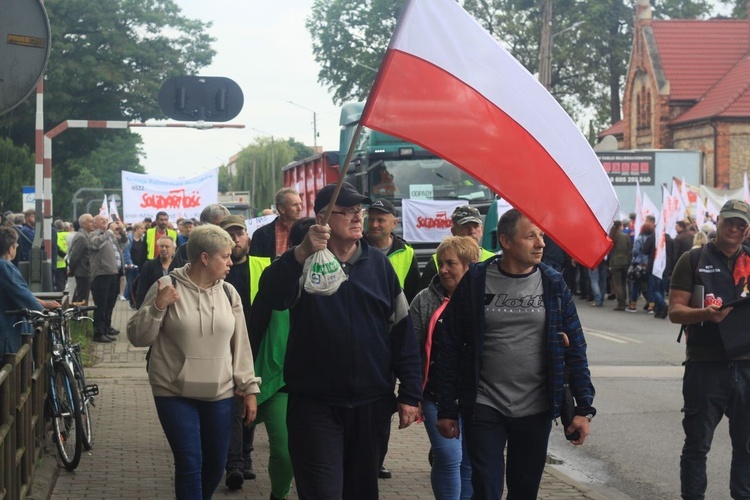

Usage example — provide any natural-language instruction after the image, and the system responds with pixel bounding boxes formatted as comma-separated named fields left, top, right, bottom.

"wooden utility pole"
left=538, top=0, right=553, bottom=90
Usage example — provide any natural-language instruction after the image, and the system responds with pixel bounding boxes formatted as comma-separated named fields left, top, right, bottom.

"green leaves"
left=0, top=0, right=215, bottom=219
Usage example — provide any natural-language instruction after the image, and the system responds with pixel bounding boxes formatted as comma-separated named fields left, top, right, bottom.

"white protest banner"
left=402, top=199, right=464, bottom=243
left=245, top=214, right=277, bottom=239
left=121, top=170, right=218, bottom=223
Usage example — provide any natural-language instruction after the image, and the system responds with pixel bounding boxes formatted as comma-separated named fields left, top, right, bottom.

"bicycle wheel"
left=72, top=351, right=94, bottom=451
left=51, top=360, right=83, bottom=470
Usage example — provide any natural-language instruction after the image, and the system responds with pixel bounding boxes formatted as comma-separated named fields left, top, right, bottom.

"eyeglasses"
left=723, top=218, right=749, bottom=231
left=330, top=208, right=366, bottom=220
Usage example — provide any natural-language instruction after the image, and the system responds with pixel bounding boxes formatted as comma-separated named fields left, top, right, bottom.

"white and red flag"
left=359, top=0, right=619, bottom=268
left=743, top=171, right=750, bottom=205
left=99, top=195, right=110, bottom=221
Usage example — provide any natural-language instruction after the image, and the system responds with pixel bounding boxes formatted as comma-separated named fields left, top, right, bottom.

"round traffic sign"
left=0, top=0, right=51, bottom=115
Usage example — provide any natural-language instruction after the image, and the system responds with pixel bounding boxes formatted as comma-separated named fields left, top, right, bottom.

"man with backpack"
left=669, top=199, right=750, bottom=499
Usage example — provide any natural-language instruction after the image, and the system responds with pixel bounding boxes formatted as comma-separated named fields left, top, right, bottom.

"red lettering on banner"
left=140, top=189, right=202, bottom=209
left=416, top=215, right=453, bottom=229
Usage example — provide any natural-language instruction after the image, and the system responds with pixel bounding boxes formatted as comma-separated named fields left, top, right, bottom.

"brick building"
left=599, top=0, right=750, bottom=188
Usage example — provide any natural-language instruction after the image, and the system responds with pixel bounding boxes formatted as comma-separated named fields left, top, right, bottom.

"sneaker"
left=118, top=295, right=128, bottom=301
left=589, top=302, right=602, bottom=307
left=625, top=306, right=637, bottom=313
left=225, top=468, right=244, bottom=490
left=243, top=458, right=256, bottom=480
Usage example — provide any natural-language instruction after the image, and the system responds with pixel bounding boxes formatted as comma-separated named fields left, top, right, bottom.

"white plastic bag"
left=302, top=248, right=347, bottom=296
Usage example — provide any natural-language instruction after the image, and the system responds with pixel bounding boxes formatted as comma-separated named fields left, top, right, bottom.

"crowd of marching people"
left=555, top=212, right=716, bottom=320
left=4, top=185, right=747, bottom=500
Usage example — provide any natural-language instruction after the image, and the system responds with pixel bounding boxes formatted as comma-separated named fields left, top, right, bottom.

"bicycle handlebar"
left=5, top=305, right=97, bottom=319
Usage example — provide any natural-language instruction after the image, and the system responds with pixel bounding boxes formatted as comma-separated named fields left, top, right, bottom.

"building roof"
left=652, top=19, right=749, bottom=103
left=598, top=120, right=624, bottom=138
left=672, top=54, right=750, bottom=124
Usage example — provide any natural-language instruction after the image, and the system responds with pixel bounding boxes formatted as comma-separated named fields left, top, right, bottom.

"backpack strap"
left=677, top=247, right=704, bottom=343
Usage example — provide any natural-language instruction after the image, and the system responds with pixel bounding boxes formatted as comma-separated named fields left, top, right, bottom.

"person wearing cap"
left=419, top=205, right=496, bottom=290
left=250, top=187, right=303, bottom=258
left=177, top=218, right=195, bottom=247
left=218, top=214, right=279, bottom=491
left=366, top=198, right=420, bottom=304
left=364, top=197, right=419, bottom=480
left=261, top=182, right=422, bottom=499
left=669, top=199, right=750, bottom=499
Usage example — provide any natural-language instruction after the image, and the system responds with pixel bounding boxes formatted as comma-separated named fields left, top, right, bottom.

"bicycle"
left=7, top=305, right=98, bottom=470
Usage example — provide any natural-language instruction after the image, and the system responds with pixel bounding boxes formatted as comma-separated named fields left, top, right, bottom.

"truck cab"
left=339, top=102, right=495, bottom=264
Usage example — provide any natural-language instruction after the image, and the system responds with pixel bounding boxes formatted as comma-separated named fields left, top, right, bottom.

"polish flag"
left=360, top=0, right=619, bottom=268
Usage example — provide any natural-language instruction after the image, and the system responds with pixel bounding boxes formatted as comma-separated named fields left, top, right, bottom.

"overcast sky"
left=135, top=1, right=735, bottom=180
left=133, top=0, right=342, bottom=179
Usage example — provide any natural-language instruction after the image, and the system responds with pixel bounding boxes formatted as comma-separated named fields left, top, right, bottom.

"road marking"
left=584, top=328, right=642, bottom=344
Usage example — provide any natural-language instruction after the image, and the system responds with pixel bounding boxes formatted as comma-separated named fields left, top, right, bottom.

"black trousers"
left=91, top=274, right=118, bottom=335
left=286, top=393, right=394, bottom=500
left=73, top=276, right=91, bottom=303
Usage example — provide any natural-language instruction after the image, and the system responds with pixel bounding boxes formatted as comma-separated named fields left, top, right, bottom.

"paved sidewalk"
left=36, top=300, right=603, bottom=499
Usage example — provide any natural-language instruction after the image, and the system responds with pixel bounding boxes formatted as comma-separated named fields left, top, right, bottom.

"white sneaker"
left=118, top=295, right=127, bottom=301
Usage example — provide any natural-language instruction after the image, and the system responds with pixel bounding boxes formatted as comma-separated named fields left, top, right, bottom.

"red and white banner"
left=121, top=170, right=218, bottom=223
left=359, top=0, right=619, bottom=268
left=402, top=199, right=464, bottom=243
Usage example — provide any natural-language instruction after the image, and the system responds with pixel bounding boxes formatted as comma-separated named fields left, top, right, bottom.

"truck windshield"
left=369, top=158, right=493, bottom=202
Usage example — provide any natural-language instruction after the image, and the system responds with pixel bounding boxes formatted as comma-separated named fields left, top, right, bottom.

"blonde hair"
left=187, top=225, right=233, bottom=263
left=692, top=231, right=708, bottom=248
left=436, top=236, right=481, bottom=265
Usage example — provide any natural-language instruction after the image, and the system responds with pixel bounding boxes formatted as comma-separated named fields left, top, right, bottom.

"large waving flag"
left=359, top=0, right=619, bottom=268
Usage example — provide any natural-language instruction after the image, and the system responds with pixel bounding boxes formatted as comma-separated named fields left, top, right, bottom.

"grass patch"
left=68, top=317, right=95, bottom=367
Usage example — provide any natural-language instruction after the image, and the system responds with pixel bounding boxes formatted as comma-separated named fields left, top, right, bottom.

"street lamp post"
left=287, top=101, right=318, bottom=148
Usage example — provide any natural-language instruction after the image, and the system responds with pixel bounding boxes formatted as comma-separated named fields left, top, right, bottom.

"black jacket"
left=249, top=219, right=279, bottom=258
left=136, top=257, right=169, bottom=308
left=263, top=241, right=422, bottom=407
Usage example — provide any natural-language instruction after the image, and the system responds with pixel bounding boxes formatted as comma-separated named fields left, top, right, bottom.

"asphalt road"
left=547, top=296, right=733, bottom=499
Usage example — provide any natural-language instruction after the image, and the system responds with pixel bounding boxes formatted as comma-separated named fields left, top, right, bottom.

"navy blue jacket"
left=432, top=258, right=596, bottom=421
left=263, top=240, right=422, bottom=408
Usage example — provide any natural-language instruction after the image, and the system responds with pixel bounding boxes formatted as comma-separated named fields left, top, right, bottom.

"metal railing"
left=0, top=325, right=50, bottom=500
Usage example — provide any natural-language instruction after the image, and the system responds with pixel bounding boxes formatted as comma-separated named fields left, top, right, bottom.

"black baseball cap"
left=314, top=182, right=372, bottom=214
left=368, top=198, right=397, bottom=217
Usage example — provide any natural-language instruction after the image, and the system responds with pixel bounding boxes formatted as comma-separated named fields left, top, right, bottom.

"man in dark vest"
left=669, top=199, right=750, bottom=499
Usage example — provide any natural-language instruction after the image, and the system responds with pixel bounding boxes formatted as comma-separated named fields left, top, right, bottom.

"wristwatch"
left=584, top=414, right=594, bottom=422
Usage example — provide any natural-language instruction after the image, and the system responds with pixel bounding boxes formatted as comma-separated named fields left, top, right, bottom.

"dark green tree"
left=233, top=138, right=303, bottom=210
left=285, top=138, right=315, bottom=161
left=0, top=0, right=215, bottom=219
left=0, top=138, right=35, bottom=214
left=307, top=0, right=721, bottom=132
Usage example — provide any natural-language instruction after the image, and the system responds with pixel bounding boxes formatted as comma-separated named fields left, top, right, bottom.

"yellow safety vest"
left=57, top=232, right=68, bottom=269
left=388, top=245, right=415, bottom=290
left=146, top=227, right=178, bottom=260
left=248, top=256, right=271, bottom=304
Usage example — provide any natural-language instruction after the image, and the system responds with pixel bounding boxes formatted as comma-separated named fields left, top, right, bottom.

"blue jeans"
left=154, top=396, right=235, bottom=500
left=648, top=274, right=666, bottom=313
left=589, top=263, right=608, bottom=305
left=422, top=400, right=472, bottom=500
left=463, top=404, right=552, bottom=500
left=681, top=361, right=750, bottom=499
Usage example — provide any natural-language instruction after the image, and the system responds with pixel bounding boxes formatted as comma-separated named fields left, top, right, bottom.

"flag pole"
left=321, top=122, right=366, bottom=226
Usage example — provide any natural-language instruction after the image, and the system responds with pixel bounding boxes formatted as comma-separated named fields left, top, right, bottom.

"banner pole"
left=321, top=122, right=365, bottom=226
